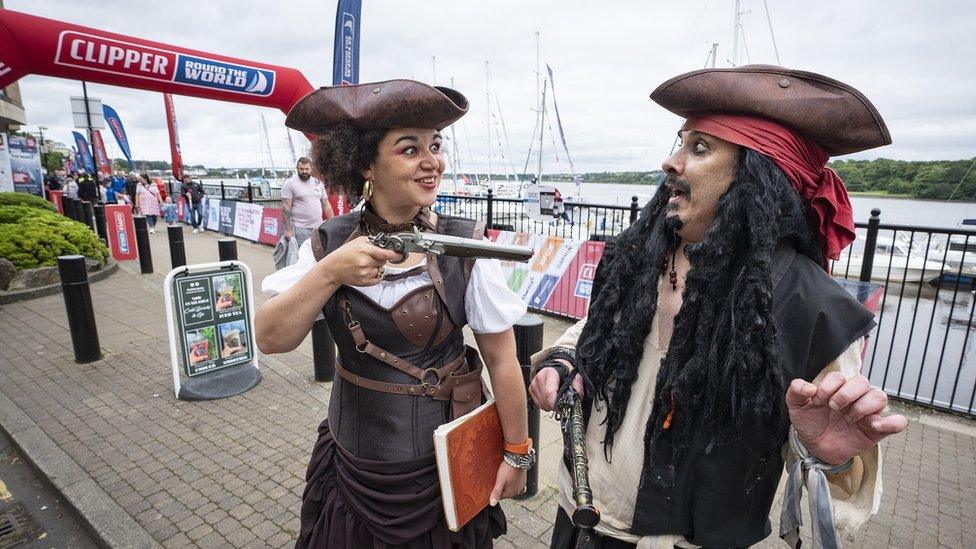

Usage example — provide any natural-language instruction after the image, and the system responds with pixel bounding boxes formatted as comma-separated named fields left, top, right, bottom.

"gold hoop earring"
left=362, top=180, right=374, bottom=201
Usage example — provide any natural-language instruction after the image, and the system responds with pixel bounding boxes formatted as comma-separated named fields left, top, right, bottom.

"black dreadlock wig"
left=575, top=148, right=822, bottom=463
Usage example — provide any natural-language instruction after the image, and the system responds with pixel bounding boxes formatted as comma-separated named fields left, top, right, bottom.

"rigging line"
left=675, top=0, right=712, bottom=74
left=933, top=155, right=976, bottom=219
left=762, top=0, right=781, bottom=65
left=493, top=91, right=520, bottom=182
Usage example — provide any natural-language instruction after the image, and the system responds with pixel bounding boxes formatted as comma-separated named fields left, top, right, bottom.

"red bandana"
left=681, top=113, right=855, bottom=271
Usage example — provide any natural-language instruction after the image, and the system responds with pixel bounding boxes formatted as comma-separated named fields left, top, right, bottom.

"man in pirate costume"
left=258, top=80, right=532, bottom=548
left=528, top=65, right=908, bottom=548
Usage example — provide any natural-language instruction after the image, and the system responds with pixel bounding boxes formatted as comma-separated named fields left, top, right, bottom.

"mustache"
left=663, top=174, right=690, bottom=194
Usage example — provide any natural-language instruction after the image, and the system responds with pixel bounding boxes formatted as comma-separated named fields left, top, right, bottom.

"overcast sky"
left=9, top=0, right=976, bottom=174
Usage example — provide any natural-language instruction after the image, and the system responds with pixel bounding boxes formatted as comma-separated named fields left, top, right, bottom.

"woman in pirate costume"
left=257, top=80, right=532, bottom=548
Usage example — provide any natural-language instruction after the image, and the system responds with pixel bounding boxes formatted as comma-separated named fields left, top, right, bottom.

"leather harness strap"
left=335, top=360, right=481, bottom=400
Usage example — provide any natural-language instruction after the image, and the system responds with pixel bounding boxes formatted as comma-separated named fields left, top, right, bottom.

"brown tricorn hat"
left=285, top=79, right=469, bottom=134
left=650, top=65, right=891, bottom=156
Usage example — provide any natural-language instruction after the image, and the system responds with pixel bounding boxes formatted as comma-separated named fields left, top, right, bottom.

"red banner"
left=543, top=240, right=605, bottom=318
left=48, top=189, right=64, bottom=214
left=0, top=9, right=313, bottom=116
left=105, top=204, right=137, bottom=261
left=175, top=194, right=186, bottom=221
left=164, top=93, right=184, bottom=180
left=258, top=207, right=283, bottom=246
left=91, top=129, right=112, bottom=176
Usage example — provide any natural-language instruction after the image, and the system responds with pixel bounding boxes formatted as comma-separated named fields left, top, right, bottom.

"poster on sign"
left=105, top=204, right=137, bottom=261
left=258, top=208, right=283, bottom=245
left=205, top=198, right=220, bottom=230
left=7, top=134, right=43, bottom=196
left=0, top=134, right=13, bottom=192
left=544, top=240, right=606, bottom=318
left=233, top=203, right=263, bottom=241
left=523, top=183, right=558, bottom=221
left=218, top=200, right=236, bottom=234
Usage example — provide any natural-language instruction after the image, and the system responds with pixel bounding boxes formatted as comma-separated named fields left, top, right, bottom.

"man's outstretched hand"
left=786, top=372, right=907, bottom=465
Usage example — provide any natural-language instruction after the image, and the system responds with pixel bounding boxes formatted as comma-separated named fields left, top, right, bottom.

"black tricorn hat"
left=285, top=79, right=469, bottom=134
left=650, top=64, right=891, bottom=156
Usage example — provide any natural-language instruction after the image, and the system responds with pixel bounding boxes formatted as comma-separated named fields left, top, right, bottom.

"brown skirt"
left=296, top=419, right=507, bottom=549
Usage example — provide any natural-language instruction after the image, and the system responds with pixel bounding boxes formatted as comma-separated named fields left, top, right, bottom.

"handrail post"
left=629, top=195, right=639, bottom=224
left=860, top=208, right=882, bottom=282
left=485, top=188, right=494, bottom=236
left=220, top=180, right=226, bottom=200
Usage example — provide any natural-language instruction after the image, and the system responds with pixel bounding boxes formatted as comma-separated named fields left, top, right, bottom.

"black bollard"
left=311, top=320, right=336, bottom=382
left=57, top=255, right=101, bottom=363
left=133, top=215, right=154, bottom=274
left=93, top=203, right=108, bottom=244
left=217, top=238, right=238, bottom=261
left=65, top=197, right=79, bottom=222
left=81, top=200, right=96, bottom=233
left=168, top=225, right=187, bottom=268
left=513, top=313, right=544, bottom=499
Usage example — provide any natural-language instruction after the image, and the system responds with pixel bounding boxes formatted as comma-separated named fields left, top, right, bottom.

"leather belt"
left=335, top=358, right=480, bottom=400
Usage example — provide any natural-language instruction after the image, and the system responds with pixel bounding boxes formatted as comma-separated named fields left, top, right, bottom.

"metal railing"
left=167, top=182, right=976, bottom=417
left=433, top=189, right=641, bottom=241
left=170, top=180, right=284, bottom=209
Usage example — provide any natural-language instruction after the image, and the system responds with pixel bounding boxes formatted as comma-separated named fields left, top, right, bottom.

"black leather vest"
left=314, top=212, right=483, bottom=461
left=594, top=243, right=877, bottom=547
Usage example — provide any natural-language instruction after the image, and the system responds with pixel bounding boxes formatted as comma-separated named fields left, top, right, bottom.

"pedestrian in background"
left=136, top=172, right=162, bottom=233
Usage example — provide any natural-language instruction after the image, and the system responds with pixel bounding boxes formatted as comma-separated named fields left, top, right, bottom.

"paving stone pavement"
left=0, top=227, right=974, bottom=548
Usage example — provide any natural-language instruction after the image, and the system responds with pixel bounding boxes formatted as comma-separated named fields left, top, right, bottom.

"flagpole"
left=81, top=81, right=98, bottom=175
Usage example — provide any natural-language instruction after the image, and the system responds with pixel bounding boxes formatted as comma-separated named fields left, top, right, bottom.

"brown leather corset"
left=324, top=266, right=483, bottom=461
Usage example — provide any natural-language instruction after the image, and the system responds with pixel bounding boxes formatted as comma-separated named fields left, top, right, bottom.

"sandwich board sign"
left=164, top=260, right=261, bottom=400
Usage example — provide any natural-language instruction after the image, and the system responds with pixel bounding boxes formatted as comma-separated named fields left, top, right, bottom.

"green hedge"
left=0, top=191, right=56, bottom=211
left=0, top=194, right=109, bottom=269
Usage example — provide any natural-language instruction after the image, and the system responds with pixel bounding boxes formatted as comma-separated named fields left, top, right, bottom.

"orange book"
left=433, top=399, right=504, bottom=531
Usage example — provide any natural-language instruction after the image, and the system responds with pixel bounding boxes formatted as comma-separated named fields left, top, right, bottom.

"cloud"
left=8, top=0, right=976, bottom=173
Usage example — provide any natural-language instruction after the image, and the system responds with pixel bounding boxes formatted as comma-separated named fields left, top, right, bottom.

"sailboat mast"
left=260, top=113, right=277, bottom=181
left=536, top=80, right=546, bottom=182
left=485, top=60, right=492, bottom=190
left=449, top=76, right=462, bottom=192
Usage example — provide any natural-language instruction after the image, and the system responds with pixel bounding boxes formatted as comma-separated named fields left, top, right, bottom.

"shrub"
left=0, top=191, right=56, bottom=211
left=0, top=204, right=108, bottom=269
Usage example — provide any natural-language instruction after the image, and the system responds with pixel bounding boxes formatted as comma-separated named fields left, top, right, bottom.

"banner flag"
left=71, top=131, right=95, bottom=173
left=91, top=129, right=112, bottom=175
left=163, top=93, right=184, bottom=180
left=332, top=0, right=362, bottom=86
left=546, top=65, right=582, bottom=198
left=102, top=104, right=134, bottom=170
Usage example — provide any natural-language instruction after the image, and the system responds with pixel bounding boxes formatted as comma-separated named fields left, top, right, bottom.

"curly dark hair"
left=575, top=148, right=822, bottom=464
left=310, top=121, right=386, bottom=203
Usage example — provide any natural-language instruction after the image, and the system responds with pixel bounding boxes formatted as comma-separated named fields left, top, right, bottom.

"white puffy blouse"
left=262, top=237, right=527, bottom=334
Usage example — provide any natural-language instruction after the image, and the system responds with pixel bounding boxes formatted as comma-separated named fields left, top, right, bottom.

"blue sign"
left=174, top=55, right=275, bottom=96
left=332, top=0, right=362, bottom=85
left=530, top=274, right=560, bottom=308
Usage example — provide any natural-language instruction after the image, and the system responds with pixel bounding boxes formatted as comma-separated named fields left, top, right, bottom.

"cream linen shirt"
left=532, top=314, right=881, bottom=548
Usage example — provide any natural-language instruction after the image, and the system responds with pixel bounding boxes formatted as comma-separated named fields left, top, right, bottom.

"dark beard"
left=574, top=149, right=820, bottom=465
left=298, top=173, right=311, bottom=181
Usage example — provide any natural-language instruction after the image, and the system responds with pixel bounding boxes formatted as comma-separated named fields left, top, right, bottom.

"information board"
left=173, top=265, right=254, bottom=377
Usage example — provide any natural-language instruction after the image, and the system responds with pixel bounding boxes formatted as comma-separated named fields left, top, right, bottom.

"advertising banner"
left=543, top=240, right=606, bottom=318
left=205, top=197, right=220, bottom=230
left=0, top=9, right=313, bottom=116
left=102, top=103, right=134, bottom=169
left=163, top=93, right=184, bottom=180
left=49, top=189, right=64, bottom=214
left=258, top=207, right=283, bottom=246
left=332, top=0, right=362, bottom=86
left=172, top=266, right=254, bottom=377
left=71, top=131, right=95, bottom=173
left=175, top=194, right=186, bottom=222
left=7, top=134, right=44, bottom=196
left=90, top=129, right=112, bottom=176
left=232, top=202, right=263, bottom=241
left=105, top=204, right=137, bottom=260
left=218, top=200, right=236, bottom=234
left=0, top=134, right=12, bottom=192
